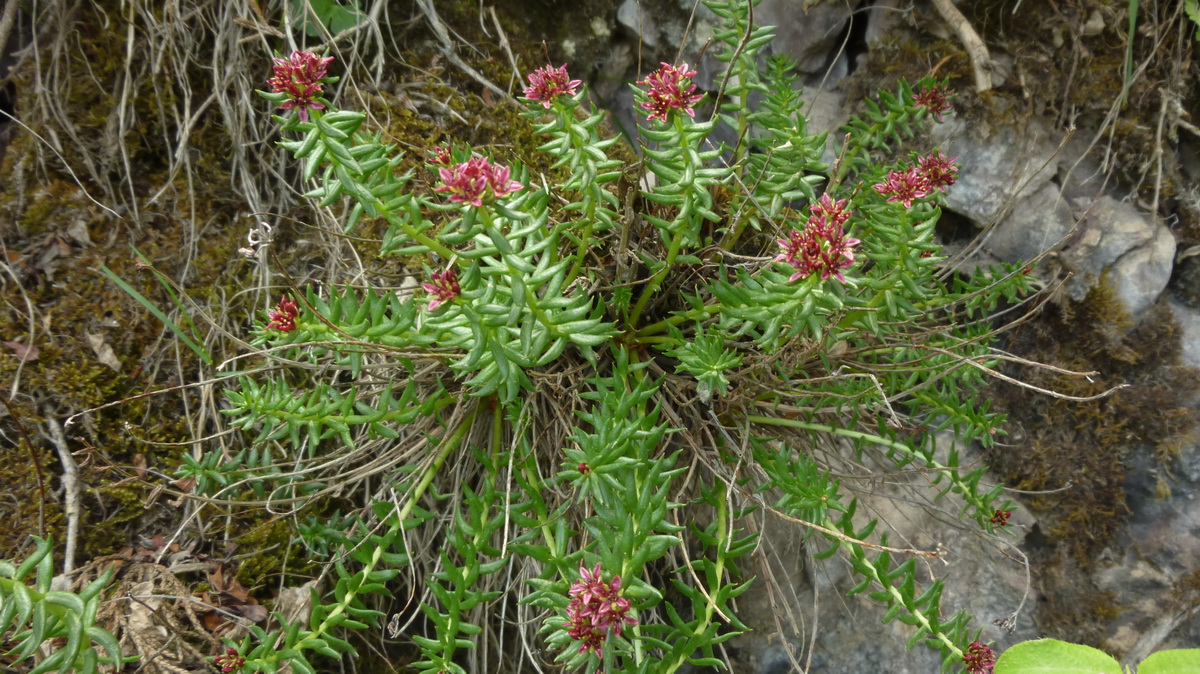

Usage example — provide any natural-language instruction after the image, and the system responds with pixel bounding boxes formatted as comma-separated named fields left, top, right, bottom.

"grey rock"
left=864, top=0, right=912, bottom=49
left=932, top=116, right=1062, bottom=226
left=1169, top=250, right=1200, bottom=309
left=983, top=181, right=1074, bottom=263
left=1060, top=196, right=1175, bottom=316
left=1167, top=298, right=1200, bottom=395
left=799, top=86, right=848, bottom=165
left=1109, top=224, right=1175, bottom=317
left=616, top=0, right=651, bottom=46
left=1122, top=450, right=1200, bottom=581
left=1098, top=447, right=1200, bottom=657
left=758, top=0, right=862, bottom=77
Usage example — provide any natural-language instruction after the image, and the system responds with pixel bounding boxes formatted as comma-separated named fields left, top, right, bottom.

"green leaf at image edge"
left=1139, top=648, right=1200, bottom=674
left=994, top=639, right=1120, bottom=674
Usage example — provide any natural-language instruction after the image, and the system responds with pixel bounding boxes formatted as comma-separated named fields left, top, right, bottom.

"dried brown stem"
left=930, top=0, right=993, bottom=92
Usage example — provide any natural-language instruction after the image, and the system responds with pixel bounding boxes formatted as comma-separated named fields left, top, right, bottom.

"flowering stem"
left=629, top=115, right=700, bottom=330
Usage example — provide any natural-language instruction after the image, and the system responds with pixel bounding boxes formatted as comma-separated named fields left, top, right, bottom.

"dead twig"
left=930, top=0, right=993, bottom=92
left=414, top=0, right=512, bottom=104
left=44, top=414, right=80, bottom=575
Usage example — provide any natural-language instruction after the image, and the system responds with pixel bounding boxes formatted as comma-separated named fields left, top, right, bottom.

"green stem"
left=628, top=115, right=697, bottom=331
left=716, top=61, right=754, bottom=253
left=519, top=461, right=567, bottom=575
left=747, top=415, right=989, bottom=514
left=563, top=196, right=596, bottom=284
left=635, top=303, right=721, bottom=338
left=841, top=536, right=963, bottom=660
left=835, top=284, right=889, bottom=330
left=628, top=229, right=685, bottom=330
left=662, top=495, right=728, bottom=673
left=386, top=211, right=456, bottom=260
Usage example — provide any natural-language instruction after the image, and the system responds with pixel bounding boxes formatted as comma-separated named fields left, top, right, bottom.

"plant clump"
left=150, top=2, right=1060, bottom=670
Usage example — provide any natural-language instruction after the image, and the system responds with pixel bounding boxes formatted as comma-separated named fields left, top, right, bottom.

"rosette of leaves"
left=663, top=324, right=743, bottom=402
left=421, top=195, right=617, bottom=401
left=208, top=0, right=1082, bottom=671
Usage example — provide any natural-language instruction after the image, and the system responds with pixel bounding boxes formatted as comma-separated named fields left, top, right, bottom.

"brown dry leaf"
left=207, top=564, right=225, bottom=592
left=3, top=340, right=38, bottom=362
left=275, top=580, right=317, bottom=627
left=222, top=576, right=252, bottom=603
left=202, top=609, right=224, bottom=632
left=133, top=453, right=148, bottom=480
left=208, top=564, right=251, bottom=603
left=229, top=603, right=268, bottom=622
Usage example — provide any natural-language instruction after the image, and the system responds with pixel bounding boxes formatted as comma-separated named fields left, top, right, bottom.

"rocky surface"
left=1059, top=196, right=1177, bottom=317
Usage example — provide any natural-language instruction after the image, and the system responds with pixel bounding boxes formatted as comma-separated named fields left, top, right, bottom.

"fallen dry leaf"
left=85, top=332, right=121, bottom=371
left=3, top=340, right=39, bottom=362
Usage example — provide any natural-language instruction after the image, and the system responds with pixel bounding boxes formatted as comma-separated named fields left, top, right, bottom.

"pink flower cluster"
left=266, top=295, right=300, bottom=332
left=775, top=194, right=861, bottom=283
left=564, top=563, right=637, bottom=655
left=429, top=145, right=453, bottom=166
left=913, top=84, right=954, bottom=121
left=213, top=648, right=245, bottom=674
left=523, top=64, right=582, bottom=108
left=422, top=269, right=460, bottom=311
left=962, top=641, right=997, bottom=674
left=918, top=151, right=958, bottom=191
left=638, top=62, right=703, bottom=122
left=873, top=167, right=931, bottom=208
left=267, top=50, right=334, bottom=122
left=872, top=152, right=958, bottom=207
left=434, top=156, right=524, bottom=208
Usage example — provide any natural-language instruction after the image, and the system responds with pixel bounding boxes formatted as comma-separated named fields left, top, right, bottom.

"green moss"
left=0, top=444, right=65, bottom=559
left=233, top=517, right=304, bottom=591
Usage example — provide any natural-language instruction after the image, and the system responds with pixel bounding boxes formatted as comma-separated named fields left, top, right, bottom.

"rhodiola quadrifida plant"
left=174, top=2, right=1047, bottom=672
